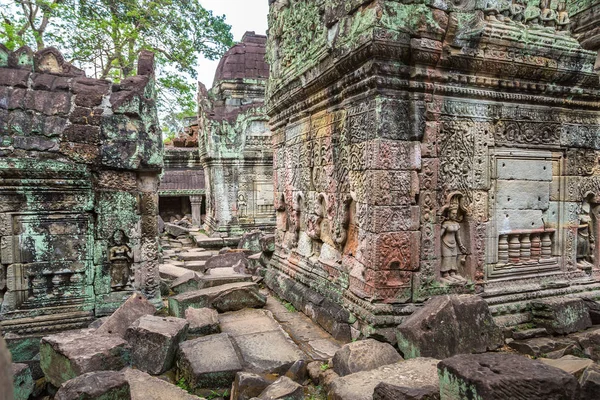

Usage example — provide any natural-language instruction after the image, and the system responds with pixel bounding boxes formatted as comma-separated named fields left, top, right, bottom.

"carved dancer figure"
left=440, top=196, right=468, bottom=285
left=509, top=0, right=525, bottom=23
left=524, top=0, right=542, bottom=26
left=237, top=193, right=247, bottom=218
left=109, top=229, right=133, bottom=290
left=577, top=200, right=595, bottom=272
left=556, top=1, right=570, bottom=31
left=540, top=0, right=557, bottom=28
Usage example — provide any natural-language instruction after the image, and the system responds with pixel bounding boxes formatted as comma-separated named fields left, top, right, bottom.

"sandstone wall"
left=0, top=45, right=163, bottom=334
left=265, top=0, right=600, bottom=340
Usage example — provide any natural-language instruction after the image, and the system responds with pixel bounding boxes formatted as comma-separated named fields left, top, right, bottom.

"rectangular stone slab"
left=177, top=333, right=242, bottom=389
left=39, top=329, right=131, bottom=387
left=168, top=282, right=265, bottom=317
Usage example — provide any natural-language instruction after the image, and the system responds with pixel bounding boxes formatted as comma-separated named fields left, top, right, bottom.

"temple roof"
left=213, top=31, right=269, bottom=83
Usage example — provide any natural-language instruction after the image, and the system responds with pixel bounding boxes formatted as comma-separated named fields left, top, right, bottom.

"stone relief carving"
left=577, top=197, right=596, bottom=274
left=108, top=229, right=134, bottom=291
left=439, top=194, right=469, bottom=285
left=237, top=193, right=248, bottom=218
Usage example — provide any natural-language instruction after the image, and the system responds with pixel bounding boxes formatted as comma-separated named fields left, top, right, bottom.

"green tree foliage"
left=0, top=0, right=233, bottom=121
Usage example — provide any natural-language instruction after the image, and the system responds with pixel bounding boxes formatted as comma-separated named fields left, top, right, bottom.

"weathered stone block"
left=569, top=327, right=600, bottom=362
left=438, top=353, right=579, bottom=400
left=539, top=355, right=594, bottom=379
left=508, top=336, right=580, bottom=358
left=168, top=282, right=266, bottom=317
left=332, top=339, right=402, bottom=377
left=54, top=371, right=131, bottom=400
left=12, top=363, right=34, bottom=400
left=531, top=297, right=592, bottom=335
left=373, top=382, right=440, bottom=400
left=123, top=368, right=198, bottom=400
left=580, top=363, right=600, bottom=400
left=40, top=330, right=131, bottom=387
left=170, top=271, right=201, bottom=294
left=204, top=252, right=249, bottom=271
left=231, top=372, right=272, bottom=400
left=177, top=333, right=242, bottom=389
left=95, top=293, right=156, bottom=338
left=0, top=336, right=14, bottom=400
left=185, top=307, right=220, bottom=336
left=257, top=376, right=303, bottom=400
left=164, top=223, right=190, bottom=237
left=328, top=358, right=440, bottom=400
left=124, top=315, right=188, bottom=375
left=396, top=295, right=503, bottom=359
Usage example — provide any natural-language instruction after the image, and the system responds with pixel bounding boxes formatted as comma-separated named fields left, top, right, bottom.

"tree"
left=0, top=0, right=233, bottom=122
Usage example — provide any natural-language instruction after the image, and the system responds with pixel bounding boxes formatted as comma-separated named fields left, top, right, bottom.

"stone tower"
left=199, top=32, right=275, bottom=236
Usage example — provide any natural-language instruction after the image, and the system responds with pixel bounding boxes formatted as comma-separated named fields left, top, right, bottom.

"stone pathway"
left=159, top=234, right=342, bottom=365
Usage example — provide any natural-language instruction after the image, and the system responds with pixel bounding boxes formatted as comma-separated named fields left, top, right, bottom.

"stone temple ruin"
left=3, top=1, right=600, bottom=400
left=198, top=32, right=275, bottom=236
left=0, top=45, right=163, bottom=334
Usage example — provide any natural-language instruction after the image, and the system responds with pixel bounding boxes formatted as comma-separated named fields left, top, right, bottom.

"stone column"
left=190, top=195, right=203, bottom=227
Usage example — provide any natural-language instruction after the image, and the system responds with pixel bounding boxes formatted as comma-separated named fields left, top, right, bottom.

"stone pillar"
left=190, top=196, right=203, bottom=227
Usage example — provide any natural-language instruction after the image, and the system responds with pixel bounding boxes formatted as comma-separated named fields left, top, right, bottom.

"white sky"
left=198, top=0, right=269, bottom=89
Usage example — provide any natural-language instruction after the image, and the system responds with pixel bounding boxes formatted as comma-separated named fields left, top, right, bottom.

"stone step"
left=169, top=282, right=266, bottom=317
left=177, top=251, right=215, bottom=262
left=183, top=260, right=207, bottom=272
left=159, top=264, right=194, bottom=280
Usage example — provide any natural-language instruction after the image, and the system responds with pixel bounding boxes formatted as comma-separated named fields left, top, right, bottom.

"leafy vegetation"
left=0, top=0, right=233, bottom=127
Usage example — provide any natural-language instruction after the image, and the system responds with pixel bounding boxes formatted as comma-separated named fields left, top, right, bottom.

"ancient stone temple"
left=0, top=45, right=163, bottom=334
left=199, top=31, right=275, bottom=236
left=160, top=121, right=205, bottom=226
left=265, top=0, right=600, bottom=340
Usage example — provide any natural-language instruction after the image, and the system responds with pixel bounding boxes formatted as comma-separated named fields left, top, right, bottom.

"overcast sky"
left=198, top=0, right=269, bottom=88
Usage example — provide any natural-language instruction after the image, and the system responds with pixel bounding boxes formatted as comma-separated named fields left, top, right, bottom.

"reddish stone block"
left=358, top=231, right=420, bottom=271
left=0, top=68, right=30, bottom=88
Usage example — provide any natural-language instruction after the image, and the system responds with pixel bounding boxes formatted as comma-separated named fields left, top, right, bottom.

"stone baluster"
left=52, top=274, right=62, bottom=296
left=508, top=234, right=521, bottom=263
left=520, top=233, right=531, bottom=262
left=530, top=233, right=541, bottom=260
left=30, top=275, right=47, bottom=298
left=541, top=232, right=552, bottom=259
left=498, top=234, right=509, bottom=264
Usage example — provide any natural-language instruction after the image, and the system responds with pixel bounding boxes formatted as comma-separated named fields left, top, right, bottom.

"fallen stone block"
left=284, top=360, right=308, bottom=383
left=531, top=297, right=592, bottom=335
left=328, top=358, right=439, bottom=400
left=231, top=329, right=306, bottom=375
left=508, top=336, right=580, bottom=358
left=164, top=223, right=190, bottom=237
left=582, top=297, right=600, bottom=325
left=40, top=329, right=131, bottom=387
left=12, top=363, right=34, bottom=400
left=1, top=336, right=14, bottom=400
left=177, top=251, right=214, bottom=263
left=170, top=271, right=202, bottom=294
left=197, top=273, right=253, bottom=289
left=238, top=230, right=263, bottom=253
left=539, top=355, right=594, bottom=379
left=125, top=315, right=188, bottom=375
left=123, top=368, right=199, bottom=400
left=185, top=307, right=220, bottom=336
left=177, top=333, right=242, bottom=389
left=373, top=382, right=440, bottom=400
left=512, top=328, right=548, bottom=341
left=231, top=372, right=272, bottom=400
left=438, top=353, right=579, bottom=400
left=95, top=293, right=156, bottom=338
left=169, top=282, right=266, bottom=317
left=260, top=234, right=275, bottom=254
left=580, top=363, right=600, bottom=400
left=160, top=264, right=192, bottom=280
left=333, top=339, right=402, bottom=377
left=569, top=327, right=600, bottom=361
left=257, top=376, right=303, bottom=400
left=396, top=295, right=503, bottom=359
left=204, top=252, right=248, bottom=272
left=54, top=371, right=130, bottom=400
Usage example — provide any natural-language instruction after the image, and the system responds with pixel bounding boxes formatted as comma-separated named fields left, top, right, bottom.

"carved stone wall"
left=0, top=45, right=163, bottom=334
left=199, top=32, right=275, bottom=236
left=266, top=0, right=600, bottom=341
